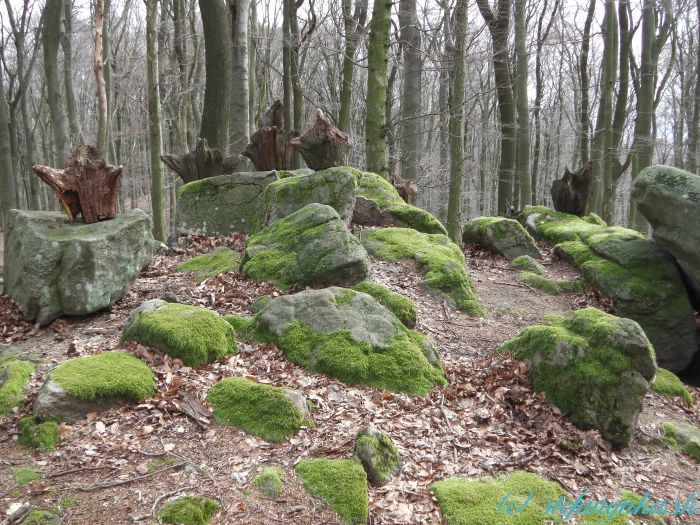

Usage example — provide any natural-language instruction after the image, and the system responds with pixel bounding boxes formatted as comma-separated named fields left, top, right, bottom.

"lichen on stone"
left=295, top=458, right=368, bottom=525
left=18, top=417, right=60, bottom=451
left=0, top=358, right=35, bottom=415
left=351, top=282, right=417, bottom=328
left=651, top=369, right=693, bottom=405
left=176, top=247, right=240, bottom=282
left=159, top=496, right=220, bottom=525
left=252, top=467, right=284, bottom=497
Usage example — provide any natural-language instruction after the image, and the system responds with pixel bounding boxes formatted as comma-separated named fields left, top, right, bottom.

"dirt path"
left=0, top=238, right=697, bottom=524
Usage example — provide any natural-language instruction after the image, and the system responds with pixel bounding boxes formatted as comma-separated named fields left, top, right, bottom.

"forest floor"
left=0, top=233, right=698, bottom=525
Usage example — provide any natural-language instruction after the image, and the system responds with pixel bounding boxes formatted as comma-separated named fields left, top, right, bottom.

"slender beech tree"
left=578, top=0, right=596, bottom=165
left=688, top=0, right=700, bottom=173
left=514, top=0, right=530, bottom=206
left=94, top=0, right=108, bottom=156
left=0, top=54, right=17, bottom=228
left=339, top=0, right=367, bottom=132
left=43, top=0, right=69, bottom=164
left=398, top=0, right=421, bottom=183
left=249, top=0, right=258, bottom=135
left=62, top=0, right=82, bottom=144
left=229, top=0, right=250, bottom=152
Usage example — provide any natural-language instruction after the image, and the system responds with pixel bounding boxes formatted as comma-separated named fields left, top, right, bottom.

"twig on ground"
left=77, top=462, right=185, bottom=492
left=47, top=465, right=119, bottom=479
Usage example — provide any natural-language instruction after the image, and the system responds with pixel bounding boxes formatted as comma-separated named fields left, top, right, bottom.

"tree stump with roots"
left=550, top=162, right=592, bottom=217
left=290, top=109, right=351, bottom=169
left=242, top=100, right=298, bottom=170
left=160, top=138, right=247, bottom=183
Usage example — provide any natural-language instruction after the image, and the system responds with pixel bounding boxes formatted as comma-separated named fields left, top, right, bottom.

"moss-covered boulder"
left=122, top=299, right=237, bottom=367
left=176, top=247, right=240, bottom=282
left=18, top=417, right=60, bottom=451
left=241, top=203, right=370, bottom=289
left=519, top=205, right=699, bottom=372
left=632, top=165, right=700, bottom=306
left=251, top=287, right=447, bottom=395
left=361, top=227, right=483, bottom=315
left=252, top=467, right=284, bottom=497
left=462, top=217, right=541, bottom=260
left=175, top=171, right=278, bottom=235
left=497, top=308, right=656, bottom=447
left=206, top=377, right=311, bottom=442
left=511, top=255, right=545, bottom=275
left=351, top=282, right=416, bottom=328
left=518, top=272, right=559, bottom=295
left=651, top=368, right=693, bottom=404
left=353, top=169, right=447, bottom=234
left=661, top=420, right=700, bottom=461
left=0, top=357, right=35, bottom=415
left=3, top=209, right=154, bottom=326
left=251, top=167, right=358, bottom=233
left=159, top=496, right=219, bottom=525
left=354, top=424, right=400, bottom=486
left=33, top=351, right=157, bottom=422
left=295, top=458, right=368, bottom=525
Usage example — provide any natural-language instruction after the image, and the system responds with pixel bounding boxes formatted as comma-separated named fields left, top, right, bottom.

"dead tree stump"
left=160, top=138, right=245, bottom=183
left=33, top=145, right=122, bottom=224
left=388, top=158, right=418, bottom=205
left=290, top=109, right=350, bottom=169
left=242, top=100, right=298, bottom=170
left=551, top=162, right=592, bottom=216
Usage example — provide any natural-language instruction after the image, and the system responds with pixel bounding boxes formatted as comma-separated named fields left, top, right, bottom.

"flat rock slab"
left=3, top=209, right=154, bottom=326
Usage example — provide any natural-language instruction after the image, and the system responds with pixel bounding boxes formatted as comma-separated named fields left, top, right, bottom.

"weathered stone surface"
left=498, top=308, right=656, bottom=447
left=3, top=209, right=154, bottom=326
left=632, top=165, right=700, bottom=306
left=661, top=420, right=700, bottom=461
left=519, top=206, right=699, bottom=372
left=175, top=171, right=278, bottom=234
left=354, top=424, right=401, bottom=486
left=462, top=216, right=541, bottom=260
left=241, top=203, right=370, bottom=289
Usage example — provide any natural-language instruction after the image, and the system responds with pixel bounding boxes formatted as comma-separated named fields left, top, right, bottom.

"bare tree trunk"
left=229, top=0, right=250, bottom=152
left=0, top=58, right=17, bottom=227
left=514, top=0, right=530, bottom=207
left=339, top=0, right=367, bottom=132
left=686, top=0, right=700, bottom=173
left=94, top=0, right=108, bottom=156
left=398, top=0, right=421, bottom=183
left=62, top=0, right=82, bottom=144
left=579, top=0, right=596, bottom=165
left=43, top=0, right=69, bottom=164
left=248, top=0, right=258, bottom=136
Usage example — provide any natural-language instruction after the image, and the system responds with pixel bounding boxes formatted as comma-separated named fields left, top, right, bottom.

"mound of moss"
left=251, top=287, right=447, bottom=396
left=176, top=247, right=240, bottom=281
left=252, top=467, right=284, bottom=497
left=18, top=417, right=60, bottom=451
left=557, top=278, right=587, bottom=293
left=122, top=299, right=237, bottom=367
left=511, top=255, right=545, bottom=275
left=13, top=466, right=43, bottom=484
left=207, top=377, right=312, bottom=442
left=0, top=358, right=35, bottom=414
left=661, top=420, right=700, bottom=461
left=497, top=308, right=656, bottom=447
left=361, top=227, right=483, bottom=315
left=354, top=424, right=400, bottom=486
left=351, top=282, right=417, bottom=328
left=223, top=314, right=253, bottom=334
left=242, top=203, right=370, bottom=290
left=518, top=205, right=699, bottom=372
left=652, top=369, right=693, bottom=405
left=518, top=272, right=559, bottom=295
left=23, top=510, right=60, bottom=525
left=295, top=458, right=368, bottom=525
left=462, top=217, right=541, bottom=260
left=159, top=496, right=219, bottom=525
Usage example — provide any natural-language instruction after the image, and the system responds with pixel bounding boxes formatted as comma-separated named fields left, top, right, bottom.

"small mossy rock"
left=252, top=287, right=447, bottom=395
left=360, top=227, right=484, bottom=315
left=241, top=203, right=370, bottom=289
left=252, top=467, right=284, bottom=497
left=18, top=417, right=60, bottom=451
left=159, top=496, right=220, bottom=525
left=353, top=169, right=447, bottom=234
left=497, top=308, right=656, bottom=447
left=33, top=351, right=157, bottom=422
left=122, top=299, right=237, bottom=367
left=511, top=255, right=545, bottom=275
left=295, top=458, right=368, bottom=525
left=354, top=424, right=401, bottom=486
left=651, top=368, right=693, bottom=405
left=351, top=282, right=417, bottom=328
left=206, top=377, right=311, bottom=443
left=3, top=209, right=154, bottom=326
left=176, top=247, right=240, bottom=282
left=224, top=314, right=253, bottom=334
left=632, top=165, right=700, bottom=307
left=518, top=272, right=559, bottom=295
left=462, top=217, right=541, bottom=260
left=250, top=295, right=272, bottom=313
left=20, top=509, right=61, bottom=525
left=661, top=420, right=700, bottom=461
left=175, top=171, right=278, bottom=234
left=518, top=205, right=699, bottom=372
left=251, top=167, right=358, bottom=233
left=0, top=358, right=35, bottom=415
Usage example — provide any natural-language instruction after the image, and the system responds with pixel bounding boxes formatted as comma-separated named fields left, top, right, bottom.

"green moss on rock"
left=518, top=272, right=559, bottom=295
left=176, top=247, right=240, bottom=282
left=122, top=300, right=237, bottom=367
left=557, top=278, right=587, bottom=294
left=252, top=467, right=284, bottom=497
left=354, top=425, right=400, bottom=486
left=295, top=458, right=368, bottom=525
left=223, top=314, right=253, bottom=334
left=159, top=496, right=219, bottom=525
left=511, top=255, right=545, bottom=275
left=462, top=217, right=541, bottom=260
left=207, top=377, right=312, bottom=442
left=18, top=417, right=60, bottom=451
left=652, top=369, right=693, bottom=405
left=351, top=282, right=417, bottom=328
left=0, top=358, right=35, bottom=414
left=661, top=420, right=700, bottom=461
left=250, top=295, right=272, bottom=313
left=361, top=227, right=483, bottom=315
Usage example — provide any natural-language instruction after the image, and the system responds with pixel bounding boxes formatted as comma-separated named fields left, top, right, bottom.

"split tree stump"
left=32, top=145, right=122, bottom=224
left=160, top=138, right=246, bottom=183
left=550, top=162, right=592, bottom=217
left=290, top=109, right=350, bottom=169
left=242, top=100, right=298, bottom=171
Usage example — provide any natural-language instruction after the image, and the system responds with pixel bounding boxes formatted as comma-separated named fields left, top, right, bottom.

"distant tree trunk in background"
left=688, top=6, right=700, bottom=174
left=94, top=0, right=108, bottom=157
left=43, top=0, right=69, bottom=164
left=0, top=58, right=17, bottom=226
left=102, top=0, right=112, bottom=159
left=446, top=0, right=467, bottom=241
left=286, top=0, right=303, bottom=168
left=229, top=0, right=250, bottom=152
left=365, top=0, right=391, bottom=177
left=62, top=0, right=82, bottom=145
left=578, top=0, right=595, bottom=166
left=514, top=0, right=531, bottom=207
left=248, top=0, right=258, bottom=136
left=146, top=0, right=166, bottom=241
left=282, top=0, right=292, bottom=132
left=339, top=0, right=367, bottom=132
left=398, top=0, right=421, bottom=183
left=198, top=0, right=231, bottom=151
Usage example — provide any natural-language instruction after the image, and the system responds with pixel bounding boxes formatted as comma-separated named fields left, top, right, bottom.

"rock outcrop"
left=462, top=216, right=542, bottom=260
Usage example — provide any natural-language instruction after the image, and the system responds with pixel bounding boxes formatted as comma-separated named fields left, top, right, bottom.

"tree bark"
left=242, top=100, right=297, bottom=170
left=398, top=0, right=421, bottom=183
left=290, top=109, right=351, bottom=169
left=162, top=138, right=246, bottom=182
left=339, top=0, right=367, bottom=132
left=0, top=57, right=17, bottom=227
left=43, top=0, right=69, bottom=164
left=685, top=0, right=700, bottom=173
left=229, top=0, right=250, bottom=152
left=514, top=0, right=531, bottom=207
left=248, top=0, right=258, bottom=137
left=62, top=0, right=82, bottom=144
left=578, top=0, right=596, bottom=165
left=94, top=0, right=108, bottom=157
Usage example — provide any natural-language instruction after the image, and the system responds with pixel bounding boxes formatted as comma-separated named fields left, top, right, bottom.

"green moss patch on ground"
left=159, top=496, right=220, bottom=525
left=13, top=466, right=43, bottom=484
left=0, top=358, right=35, bottom=414
left=360, top=227, right=483, bottom=315
left=518, top=272, right=559, bottom=295
left=651, top=369, right=693, bottom=405
left=351, top=282, right=417, bottom=327
left=661, top=420, right=700, bottom=461
left=295, top=458, right=368, bottom=525
left=206, top=377, right=312, bottom=442
left=252, top=467, right=284, bottom=497
left=122, top=300, right=237, bottom=367
left=18, top=417, right=61, bottom=451
left=176, top=247, right=240, bottom=282
left=51, top=351, right=156, bottom=402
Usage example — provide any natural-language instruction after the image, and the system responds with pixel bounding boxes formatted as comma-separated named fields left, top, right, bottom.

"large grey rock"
left=33, top=378, right=129, bottom=423
left=3, top=209, right=154, bottom=326
left=462, top=216, right=541, bottom=260
left=175, top=170, right=278, bottom=234
left=241, top=203, right=370, bottom=289
left=632, top=165, right=700, bottom=306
